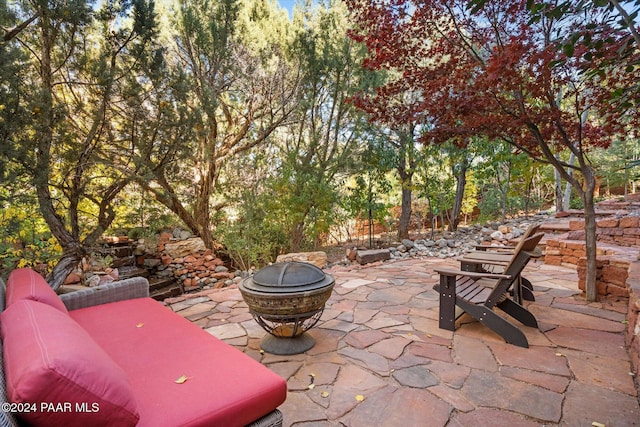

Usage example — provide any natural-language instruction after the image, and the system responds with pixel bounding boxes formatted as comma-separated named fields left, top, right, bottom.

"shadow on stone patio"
left=165, top=257, right=640, bottom=426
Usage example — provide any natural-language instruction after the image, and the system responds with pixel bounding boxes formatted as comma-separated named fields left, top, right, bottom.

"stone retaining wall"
left=156, top=233, right=235, bottom=292
left=544, top=215, right=640, bottom=298
left=567, top=216, right=640, bottom=247
left=626, top=262, right=640, bottom=376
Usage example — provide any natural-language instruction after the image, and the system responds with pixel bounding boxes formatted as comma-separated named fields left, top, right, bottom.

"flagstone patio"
left=165, top=257, right=640, bottom=426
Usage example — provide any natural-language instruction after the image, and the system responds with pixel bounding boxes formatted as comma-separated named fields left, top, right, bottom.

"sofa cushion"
left=0, top=300, right=140, bottom=427
left=6, top=268, right=68, bottom=314
left=70, top=298, right=287, bottom=427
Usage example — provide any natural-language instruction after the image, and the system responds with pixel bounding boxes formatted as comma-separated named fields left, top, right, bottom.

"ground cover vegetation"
left=1, top=0, right=638, bottom=299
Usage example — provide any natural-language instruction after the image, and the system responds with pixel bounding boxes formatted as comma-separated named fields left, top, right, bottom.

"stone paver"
left=168, top=257, right=640, bottom=425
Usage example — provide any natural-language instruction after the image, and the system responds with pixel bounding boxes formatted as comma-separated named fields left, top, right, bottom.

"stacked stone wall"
left=156, top=233, right=235, bottom=292
left=565, top=216, right=640, bottom=247
left=625, top=262, right=640, bottom=377
left=544, top=215, right=640, bottom=298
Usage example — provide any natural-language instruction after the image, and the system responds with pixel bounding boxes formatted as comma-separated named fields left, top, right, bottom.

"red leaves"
left=345, top=0, right=631, bottom=154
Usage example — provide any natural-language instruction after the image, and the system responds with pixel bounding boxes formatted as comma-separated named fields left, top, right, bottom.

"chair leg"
left=497, top=298, right=538, bottom=328
left=521, top=277, right=535, bottom=301
left=458, top=299, right=529, bottom=348
left=509, top=276, right=535, bottom=302
left=438, top=275, right=456, bottom=331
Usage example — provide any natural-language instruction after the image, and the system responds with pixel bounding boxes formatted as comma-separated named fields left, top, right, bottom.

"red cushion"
left=0, top=300, right=140, bottom=427
left=6, top=268, right=68, bottom=313
left=70, top=298, right=287, bottom=427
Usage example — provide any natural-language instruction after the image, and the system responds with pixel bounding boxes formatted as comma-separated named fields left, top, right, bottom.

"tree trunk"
left=554, top=155, right=563, bottom=211
left=396, top=142, right=413, bottom=240
left=290, top=219, right=307, bottom=253
left=562, top=153, right=576, bottom=211
left=449, top=159, right=468, bottom=231
left=582, top=171, right=599, bottom=302
left=48, top=245, right=85, bottom=291
left=398, top=185, right=412, bottom=240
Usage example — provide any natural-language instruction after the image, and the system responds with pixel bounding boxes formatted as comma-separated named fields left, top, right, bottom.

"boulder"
left=276, top=251, right=328, bottom=268
left=490, top=231, right=505, bottom=240
left=401, top=239, right=415, bottom=249
left=164, top=237, right=206, bottom=258
left=356, top=249, right=391, bottom=265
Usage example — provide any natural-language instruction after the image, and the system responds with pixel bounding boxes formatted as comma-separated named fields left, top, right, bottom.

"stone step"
left=118, top=266, right=149, bottom=280
left=149, top=277, right=183, bottom=301
left=150, top=285, right=183, bottom=301
left=539, top=222, right=570, bottom=233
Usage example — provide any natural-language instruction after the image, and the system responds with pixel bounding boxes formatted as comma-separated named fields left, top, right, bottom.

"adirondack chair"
left=458, top=223, right=541, bottom=303
left=433, top=232, right=544, bottom=348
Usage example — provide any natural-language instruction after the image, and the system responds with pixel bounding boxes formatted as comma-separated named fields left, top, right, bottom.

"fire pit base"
left=260, top=333, right=315, bottom=355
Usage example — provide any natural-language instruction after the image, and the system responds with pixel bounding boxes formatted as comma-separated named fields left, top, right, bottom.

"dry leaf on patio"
left=320, top=391, right=329, bottom=398
left=308, top=384, right=315, bottom=390
left=591, top=422, right=605, bottom=427
left=355, top=395, right=364, bottom=402
left=175, top=375, right=190, bottom=384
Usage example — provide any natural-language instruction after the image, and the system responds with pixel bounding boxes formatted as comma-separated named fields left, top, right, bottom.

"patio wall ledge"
left=625, top=260, right=640, bottom=377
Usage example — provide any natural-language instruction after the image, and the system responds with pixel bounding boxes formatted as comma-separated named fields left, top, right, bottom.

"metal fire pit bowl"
left=239, top=262, right=335, bottom=355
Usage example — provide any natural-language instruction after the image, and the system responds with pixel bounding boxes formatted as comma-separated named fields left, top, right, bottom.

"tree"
left=349, top=69, right=424, bottom=239
left=1, top=0, right=158, bottom=289
left=346, top=0, right=637, bottom=301
left=129, top=0, right=299, bottom=250
left=268, top=0, right=374, bottom=252
left=344, top=138, right=394, bottom=247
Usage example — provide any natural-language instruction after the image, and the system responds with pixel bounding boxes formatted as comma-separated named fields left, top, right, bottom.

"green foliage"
left=593, top=136, right=640, bottom=193
left=569, top=197, right=584, bottom=209
left=344, top=138, right=394, bottom=244
left=3, top=0, right=638, bottom=281
left=217, top=191, right=288, bottom=271
left=0, top=191, right=61, bottom=276
left=415, top=143, right=461, bottom=230
left=460, top=170, right=479, bottom=219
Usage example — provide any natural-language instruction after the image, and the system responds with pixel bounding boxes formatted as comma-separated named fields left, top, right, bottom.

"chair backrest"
left=502, top=226, right=542, bottom=270
left=510, top=223, right=540, bottom=253
left=485, top=232, right=543, bottom=308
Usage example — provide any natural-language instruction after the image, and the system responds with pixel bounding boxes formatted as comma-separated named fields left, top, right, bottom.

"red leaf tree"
left=346, top=0, right=638, bottom=301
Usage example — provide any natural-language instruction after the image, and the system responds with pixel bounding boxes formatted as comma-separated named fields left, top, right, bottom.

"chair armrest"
left=60, top=277, right=149, bottom=311
left=474, top=244, right=515, bottom=252
left=434, top=268, right=511, bottom=280
left=456, top=256, right=509, bottom=266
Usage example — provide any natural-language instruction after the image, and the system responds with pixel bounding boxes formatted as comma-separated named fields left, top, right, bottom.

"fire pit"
left=239, top=262, right=335, bottom=355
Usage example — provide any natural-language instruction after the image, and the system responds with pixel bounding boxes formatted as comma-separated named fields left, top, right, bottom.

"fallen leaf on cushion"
left=175, top=375, right=190, bottom=384
left=355, top=395, right=364, bottom=402
left=136, top=323, right=144, bottom=328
